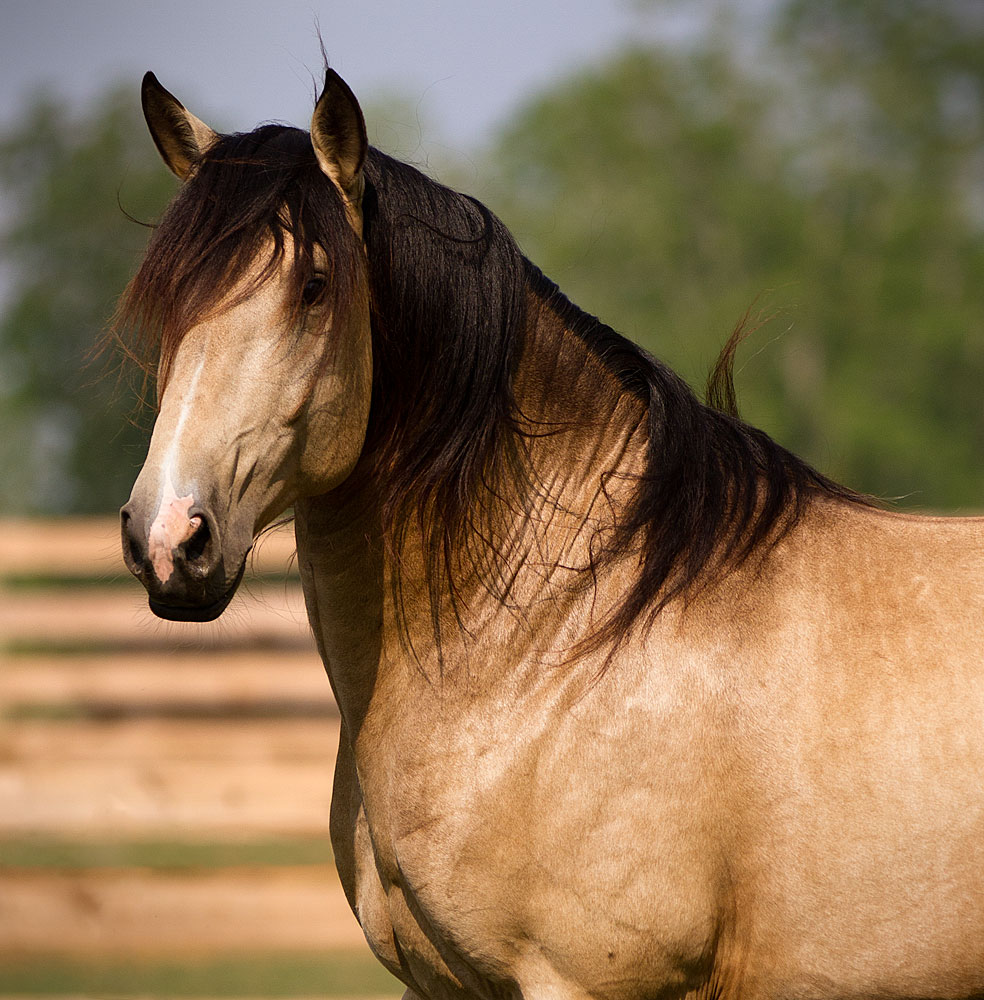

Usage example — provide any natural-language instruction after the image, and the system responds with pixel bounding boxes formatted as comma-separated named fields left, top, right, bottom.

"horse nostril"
left=121, top=509, right=145, bottom=572
left=183, top=516, right=211, bottom=568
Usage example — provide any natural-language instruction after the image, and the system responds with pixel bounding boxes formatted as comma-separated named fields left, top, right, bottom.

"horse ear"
left=311, top=69, right=368, bottom=223
left=141, top=72, right=218, bottom=181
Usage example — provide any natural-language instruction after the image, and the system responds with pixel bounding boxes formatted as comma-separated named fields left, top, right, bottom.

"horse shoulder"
left=344, top=617, right=739, bottom=1000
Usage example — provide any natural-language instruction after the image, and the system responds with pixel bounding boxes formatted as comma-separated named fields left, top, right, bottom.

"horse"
left=117, top=68, right=984, bottom=1000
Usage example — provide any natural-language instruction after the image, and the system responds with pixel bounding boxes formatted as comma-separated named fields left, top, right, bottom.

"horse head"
left=120, top=71, right=372, bottom=621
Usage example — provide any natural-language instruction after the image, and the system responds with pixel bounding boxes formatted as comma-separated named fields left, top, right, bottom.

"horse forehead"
left=170, top=276, right=285, bottom=361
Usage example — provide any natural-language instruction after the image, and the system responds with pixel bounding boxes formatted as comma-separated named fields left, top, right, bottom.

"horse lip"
left=148, top=592, right=234, bottom=623
left=146, top=560, right=247, bottom=622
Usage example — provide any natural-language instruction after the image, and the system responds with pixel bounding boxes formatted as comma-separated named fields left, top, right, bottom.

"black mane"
left=116, top=124, right=365, bottom=389
left=529, top=266, right=865, bottom=651
left=118, top=128, right=866, bottom=658
left=359, top=149, right=864, bottom=651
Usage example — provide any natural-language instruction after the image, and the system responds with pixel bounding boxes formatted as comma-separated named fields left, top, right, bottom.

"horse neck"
left=295, top=280, right=648, bottom=731
left=508, top=285, right=650, bottom=585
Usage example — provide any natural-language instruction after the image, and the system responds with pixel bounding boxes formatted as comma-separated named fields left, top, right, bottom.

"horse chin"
left=146, top=561, right=246, bottom=623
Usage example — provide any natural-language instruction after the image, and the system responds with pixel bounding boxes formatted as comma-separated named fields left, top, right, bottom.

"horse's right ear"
left=141, top=72, right=218, bottom=181
left=310, top=69, right=368, bottom=231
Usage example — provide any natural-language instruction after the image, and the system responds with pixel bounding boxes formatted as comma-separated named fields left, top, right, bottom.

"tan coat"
left=122, top=69, right=984, bottom=1000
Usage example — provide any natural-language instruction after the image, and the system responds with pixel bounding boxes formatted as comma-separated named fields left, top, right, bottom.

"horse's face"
left=121, top=71, right=371, bottom=621
left=122, top=249, right=371, bottom=621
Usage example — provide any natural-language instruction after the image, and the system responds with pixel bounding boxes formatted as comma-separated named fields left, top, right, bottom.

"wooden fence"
left=0, top=518, right=397, bottom=999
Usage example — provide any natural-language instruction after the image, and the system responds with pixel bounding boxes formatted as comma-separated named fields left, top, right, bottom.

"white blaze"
left=147, top=354, right=207, bottom=583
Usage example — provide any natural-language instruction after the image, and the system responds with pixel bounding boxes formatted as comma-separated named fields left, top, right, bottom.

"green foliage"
left=485, top=4, right=984, bottom=510
left=0, top=87, right=176, bottom=514
left=2, top=1, right=983, bottom=512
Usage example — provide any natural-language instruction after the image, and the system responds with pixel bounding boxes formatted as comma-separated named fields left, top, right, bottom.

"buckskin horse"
left=118, top=68, right=984, bottom=1000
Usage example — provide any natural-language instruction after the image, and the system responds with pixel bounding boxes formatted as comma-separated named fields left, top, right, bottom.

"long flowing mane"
left=115, top=124, right=868, bottom=657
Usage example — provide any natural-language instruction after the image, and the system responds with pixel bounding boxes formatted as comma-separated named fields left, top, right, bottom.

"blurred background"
left=0, top=0, right=982, bottom=996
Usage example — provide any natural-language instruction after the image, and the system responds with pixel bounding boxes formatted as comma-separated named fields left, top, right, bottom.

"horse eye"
left=301, top=275, right=327, bottom=307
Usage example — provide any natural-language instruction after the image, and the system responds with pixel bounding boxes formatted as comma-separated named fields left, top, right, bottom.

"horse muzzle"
left=120, top=501, right=246, bottom=621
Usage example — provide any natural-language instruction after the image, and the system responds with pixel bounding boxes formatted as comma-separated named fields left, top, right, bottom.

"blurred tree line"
left=1, top=0, right=982, bottom=514
left=0, top=88, right=177, bottom=513
left=485, top=0, right=984, bottom=509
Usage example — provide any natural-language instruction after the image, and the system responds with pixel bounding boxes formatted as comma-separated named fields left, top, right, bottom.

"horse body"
left=296, top=305, right=984, bottom=1000
left=118, top=70, right=984, bottom=1000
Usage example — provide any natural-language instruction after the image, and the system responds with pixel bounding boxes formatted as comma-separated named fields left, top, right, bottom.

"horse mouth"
left=146, top=561, right=247, bottom=623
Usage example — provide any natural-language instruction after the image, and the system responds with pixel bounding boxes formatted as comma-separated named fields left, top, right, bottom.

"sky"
left=0, top=0, right=700, bottom=304
left=0, top=0, right=717, bottom=304
left=0, top=0, right=684, bottom=155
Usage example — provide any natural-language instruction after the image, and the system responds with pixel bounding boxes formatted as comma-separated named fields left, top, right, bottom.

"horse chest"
left=337, top=698, right=728, bottom=1000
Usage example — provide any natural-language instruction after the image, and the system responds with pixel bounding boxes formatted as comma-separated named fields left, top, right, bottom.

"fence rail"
left=0, top=518, right=393, bottom=998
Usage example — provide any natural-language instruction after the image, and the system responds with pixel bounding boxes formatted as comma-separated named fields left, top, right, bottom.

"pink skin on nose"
left=148, top=489, right=202, bottom=584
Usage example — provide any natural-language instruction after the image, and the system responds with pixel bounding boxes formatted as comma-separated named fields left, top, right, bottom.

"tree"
left=0, top=85, right=447, bottom=517
left=483, top=5, right=984, bottom=510
left=4, top=2, right=984, bottom=514
left=0, top=87, right=176, bottom=514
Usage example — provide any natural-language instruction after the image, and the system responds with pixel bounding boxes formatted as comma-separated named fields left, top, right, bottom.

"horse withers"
left=118, top=68, right=984, bottom=1000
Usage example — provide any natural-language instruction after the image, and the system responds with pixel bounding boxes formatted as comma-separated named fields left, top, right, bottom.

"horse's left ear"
left=311, top=69, right=368, bottom=229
